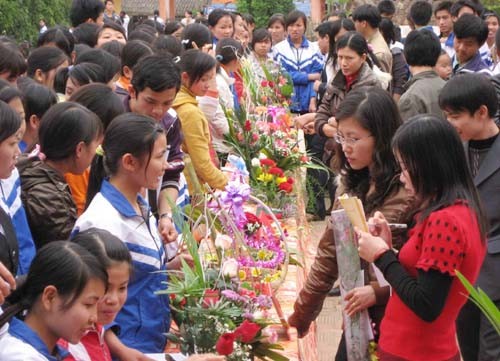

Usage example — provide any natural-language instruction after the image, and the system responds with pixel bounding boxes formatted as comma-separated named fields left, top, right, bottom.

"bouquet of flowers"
left=159, top=174, right=289, bottom=361
left=239, top=56, right=294, bottom=108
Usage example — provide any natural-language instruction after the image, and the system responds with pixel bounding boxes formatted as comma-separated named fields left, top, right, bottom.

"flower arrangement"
left=159, top=172, right=289, bottom=361
left=239, top=56, right=294, bottom=108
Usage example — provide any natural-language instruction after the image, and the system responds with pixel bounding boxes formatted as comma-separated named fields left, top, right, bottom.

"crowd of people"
left=0, top=0, right=498, bottom=360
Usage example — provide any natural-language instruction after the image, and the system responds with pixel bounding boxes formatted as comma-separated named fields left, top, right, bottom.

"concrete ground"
left=307, top=220, right=343, bottom=361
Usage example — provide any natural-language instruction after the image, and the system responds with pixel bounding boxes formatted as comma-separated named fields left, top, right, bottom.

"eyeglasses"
left=334, top=133, right=372, bottom=146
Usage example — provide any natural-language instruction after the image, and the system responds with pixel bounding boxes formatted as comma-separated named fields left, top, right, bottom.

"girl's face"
left=337, top=116, right=375, bottom=170
left=74, top=137, right=102, bottom=174
left=8, top=97, right=25, bottom=122
left=139, top=134, right=168, bottom=190
left=0, top=127, right=22, bottom=179
left=211, top=15, right=233, bottom=40
left=396, top=154, right=415, bottom=196
left=46, top=278, right=105, bottom=344
left=234, top=15, right=247, bottom=39
left=187, top=67, right=216, bottom=97
left=65, top=77, right=80, bottom=98
left=268, top=21, right=286, bottom=44
left=485, top=16, right=499, bottom=42
left=97, top=28, right=126, bottom=47
left=98, top=262, right=130, bottom=325
left=254, top=38, right=272, bottom=58
left=287, top=18, right=306, bottom=44
left=38, top=59, right=70, bottom=90
left=337, top=46, right=366, bottom=77
left=434, top=53, right=452, bottom=80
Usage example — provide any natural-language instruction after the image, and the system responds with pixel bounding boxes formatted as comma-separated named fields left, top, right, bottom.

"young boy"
left=452, top=14, right=491, bottom=75
left=439, top=73, right=500, bottom=361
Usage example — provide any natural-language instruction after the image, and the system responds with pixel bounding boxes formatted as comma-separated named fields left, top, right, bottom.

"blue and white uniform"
left=0, top=317, right=70, bottom=360
left=0, top=168, right=36, bottom=275
left=73, top=180, right=169, bottom=353
left=273, top=36, right=324, bottom=113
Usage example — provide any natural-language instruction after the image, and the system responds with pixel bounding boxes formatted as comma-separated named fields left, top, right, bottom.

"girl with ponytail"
left=74, top=113, right=172, bottom=354
left=0, top=241, right=107, bottom=360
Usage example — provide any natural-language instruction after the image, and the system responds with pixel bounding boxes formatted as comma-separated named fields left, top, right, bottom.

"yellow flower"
left=257, top=173, right=274, bottom=183
left=251, top=268, right=261, bottom=277
left=257, top=249, right=267, bottom=260
left=276, top=176, right=287, bottom=185
left=238, top=269, right=247, bottom=281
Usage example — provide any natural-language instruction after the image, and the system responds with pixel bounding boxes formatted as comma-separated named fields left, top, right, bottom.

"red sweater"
left=59, top=324, right=112, bottom=361
left=379, top=203, right=486, bottom=361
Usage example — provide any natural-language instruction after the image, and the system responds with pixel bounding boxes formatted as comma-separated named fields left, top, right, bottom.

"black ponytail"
left=86, top=113, right=164, bottom=208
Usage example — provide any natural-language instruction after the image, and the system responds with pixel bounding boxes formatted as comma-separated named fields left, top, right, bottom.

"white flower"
left=258, top=153, right=267, bottom=160
left=251, top=158, right=260, bottom=167
left=221, top=259, right=239, bottom=278
left=214, top=234, right=233, bottom=250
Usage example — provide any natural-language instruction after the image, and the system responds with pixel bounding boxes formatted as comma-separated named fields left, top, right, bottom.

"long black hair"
left=392, top=114, right=487, bottom=239
left=327, top=18, right=355, bottom=65
left=0, top=241, right=108, bottom=327
left=178, top=49, right=216, bottom=86
left=333, top=87, right=402, bottom=215
left=0, top=100, right=21, bottom=143
left=86, top=113, right=164, bottom=207
left=38, top=101, right=103, bottom=161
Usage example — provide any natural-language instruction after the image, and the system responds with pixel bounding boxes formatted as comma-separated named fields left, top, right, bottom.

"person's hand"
left=303, top=122, right=316, bottom=135
left=294, top=113, right=315, bottom=129
left=343, top=285, right=376, bottom=317
left=0, top=262, right=15, bottom=305
left=313, top=80, right=322, bottom=92
left=355, top=227, right=390, bottom=263
left=367, top=211, right=392, bottom=248
left=159, top=217, right=178, bottom=244
left=167, top=252, right=194, bottom=270
left=288, top=311, right=311, bottom=338
left=191, top=42, right=215, bottom=57
left=327, top=116, right=337, bottom=127
left=309, top=97, right=317, bottom=113
left=186, top=354, right=225, bottom=361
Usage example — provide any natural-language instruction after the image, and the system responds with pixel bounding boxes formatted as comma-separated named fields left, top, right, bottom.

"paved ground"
left=306, top=220, right=343, bottom=360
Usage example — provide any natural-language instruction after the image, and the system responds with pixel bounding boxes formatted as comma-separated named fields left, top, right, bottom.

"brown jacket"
left=314, top=62, right=381, bottom=137
left=18, top=157, right=77, bottom=248
left=293, top=178, right=414, bottom=331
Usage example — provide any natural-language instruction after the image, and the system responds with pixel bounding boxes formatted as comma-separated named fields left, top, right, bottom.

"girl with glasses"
left=289, top=87, right=414, bottom=361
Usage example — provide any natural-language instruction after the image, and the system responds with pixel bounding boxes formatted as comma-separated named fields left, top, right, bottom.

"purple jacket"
left=123, top=96, right=184, bottom=191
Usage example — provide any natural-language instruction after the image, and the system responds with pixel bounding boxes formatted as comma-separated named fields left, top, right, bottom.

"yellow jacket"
left=173, top=86, right=227, bottom=194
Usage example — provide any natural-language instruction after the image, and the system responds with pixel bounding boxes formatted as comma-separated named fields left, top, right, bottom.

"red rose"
left=268, top=81, right=275, bottom=88
left=268, top=167, right=284, bottom=177
left=260, top=158, right=276, bottom=167
left=244, top=120, right=252, bottom=131
left=261, top=80, right=268, bottom=87
left=279, top=182, right=293, bottom=193
left=287, top=177, right=294, bottom=184
left=216, top=333, right=235, bottom=355
left=234, top=320, right=261, bottom=343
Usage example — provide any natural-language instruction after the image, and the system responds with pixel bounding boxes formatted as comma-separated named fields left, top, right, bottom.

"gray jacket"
left=465, top=135, right=500, bottom=301
left=398, top=70, right=445, bottom=122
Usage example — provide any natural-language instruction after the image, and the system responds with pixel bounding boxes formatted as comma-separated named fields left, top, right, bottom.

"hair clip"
left=215, top=54, right=223, bottom=61
left=173, top=56, right=181, bottom=63
left=181, top=39, right=190, bottom=45
left=95, top=144, right=105, bottom=157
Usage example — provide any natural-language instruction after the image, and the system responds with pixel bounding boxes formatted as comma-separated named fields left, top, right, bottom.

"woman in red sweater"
left=357, top=114, right=487, bottom=361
